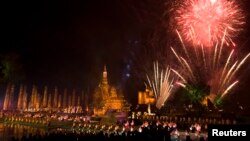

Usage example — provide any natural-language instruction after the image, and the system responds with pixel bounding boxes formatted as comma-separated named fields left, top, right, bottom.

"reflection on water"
left=0, top=123, right=48, bottom=141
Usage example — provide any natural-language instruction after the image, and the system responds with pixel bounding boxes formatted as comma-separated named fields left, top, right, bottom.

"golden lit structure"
left=138, top=87, right=156, bottom=114
left=17, top=85, right=28, bottom=111
left=42, top=86, right=48, bottom=108
left=2, top=84, right=85, bottom=113
left=28, top=85, right=40, bottom=111
left=3, top=84, right=15, bottom=110
left=63, top=89, right=67, bottom=108
left=17, top=85, right=24, bottom=110
left=138, top=87, right=155, bottom=105
left=58, top=94, right=62, bottom=108
left=48, top=93, right=52, bottom=109
left=53, top=87, right=58, bottom=108
left=93, top=65, right=130, bottom=116
left=22, top=86, right=27, bottom=110
left=72, top=89, right=76, bottom=107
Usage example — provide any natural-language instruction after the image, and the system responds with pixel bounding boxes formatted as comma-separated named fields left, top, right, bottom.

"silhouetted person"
left=200, top=136, right=205, bottom=141
left=186, top=135, right=192, bottom=141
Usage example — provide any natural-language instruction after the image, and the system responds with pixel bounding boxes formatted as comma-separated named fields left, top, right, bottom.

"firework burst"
left=171, top=31, right=250, bottom=106
left=175, top=0, right=245, bottom=47
left=146, top=61, right=176, bottom=109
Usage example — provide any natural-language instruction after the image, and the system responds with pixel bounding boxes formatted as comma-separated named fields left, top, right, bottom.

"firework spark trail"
left=152, top=82, right=157, bottom=99
left=171, top=30, right=250, bottom=104
left=156, top=68, right=175, bottom=109
left=146, top=62, right=177, bottom=109
left=231, top=53, right=250, bottom=77
left=175, top=0, right=245, bottom=46
left=171, top=47, right=184, bottom=67
left=171, top=69, right=187, bottom=83
left=176, top=30, right=191, bottom=61
left=171, top=46, right=196, bottom=81
left=146, top=75, right=152, bottom=88
left=212, top=42, right=219, bottom=69
left=218, top=61, right=238, bottom=93
left=154, top=62, right=158, bottom=98
left=201, top=45, right=207, bottom=72
left=226, top=53, right=250, bottom=86
left=221, top=80, right=239, bottom=98
left=180, top=57, right=195, bottom=81
left=216, top=29, right=227, bottom=69
left=176, top=82, right=186, bottom=88
left=219, top=53, right=250, bottom=94
left=221, top=49, right=234, bottom=82
left=189, top=26, right=200, bottom=60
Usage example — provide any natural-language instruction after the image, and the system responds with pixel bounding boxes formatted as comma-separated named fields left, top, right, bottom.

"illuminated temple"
left=138, top=87, right=155, bottom=105
left=138, top=87, right=156, bottom=114
left=93, top=65, right=130, bottom=116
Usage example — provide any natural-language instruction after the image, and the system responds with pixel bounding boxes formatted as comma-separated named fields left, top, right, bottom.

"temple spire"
left=104, top=65, right=107, bottom=72
left=102, top=65, right=108, bottom=85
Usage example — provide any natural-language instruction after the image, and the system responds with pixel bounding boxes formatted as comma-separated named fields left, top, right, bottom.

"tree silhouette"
left=0, top=53, right=25, bottom=84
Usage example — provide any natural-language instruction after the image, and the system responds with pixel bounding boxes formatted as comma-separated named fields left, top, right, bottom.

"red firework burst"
left=175, top=0, right=245, bottom=47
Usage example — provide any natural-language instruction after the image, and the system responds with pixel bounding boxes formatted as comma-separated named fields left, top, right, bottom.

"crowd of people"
left=8, top=120, right=207, bottom=141
left=4, top=111, right=239, bottom=140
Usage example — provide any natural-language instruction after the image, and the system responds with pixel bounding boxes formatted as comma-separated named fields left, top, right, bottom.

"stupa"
left=93, top=65, right=130, bottom=116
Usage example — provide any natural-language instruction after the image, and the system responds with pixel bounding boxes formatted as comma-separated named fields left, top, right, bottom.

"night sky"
left=1, top=0, right=250, bottom=108
left=2, top=0, right=139, bottom=87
